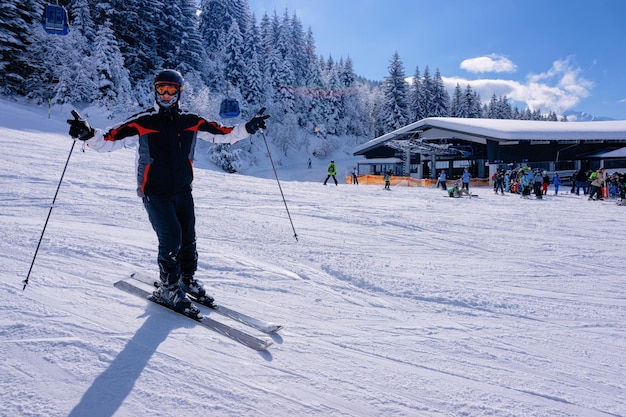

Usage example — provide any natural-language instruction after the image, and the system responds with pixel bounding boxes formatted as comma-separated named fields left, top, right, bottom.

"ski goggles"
left=155, top=84, right=179, bottom=96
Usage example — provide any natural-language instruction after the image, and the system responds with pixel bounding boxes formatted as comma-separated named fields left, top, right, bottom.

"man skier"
left=323, top=160, right=338, bottom=185
left=67, top=69, right=269, bottom=316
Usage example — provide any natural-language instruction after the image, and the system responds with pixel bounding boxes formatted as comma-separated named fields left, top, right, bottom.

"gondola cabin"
left=219, top=98, right=240, bottom=118
left=42, top=4, right=70, bottom=35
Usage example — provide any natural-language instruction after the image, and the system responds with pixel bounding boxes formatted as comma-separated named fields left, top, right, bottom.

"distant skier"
left=461, top=168, right=471, bottom=192
left=521, top=168, right=533, bottom=198
left=552, top=172, right=561, bottom=195
left=448, top=182, right=461, bottom=198
left=588, top=168, right=606, bottom=200
left=494, top=170, right=505, bottom=195
left=323, top=160, right=338, bottom=185
left=542, top=171, right=550, bottom=195
left=352, top=167, right=359, bottom=185
left=533, top=170, right=543, bottom=199
left=438, top=171, right=447, bottom=190
left=67, top=69, right=269, bottom=315
left=384, top=170, right=392, bottom=190
left=575, top=170, right=589, bottom=195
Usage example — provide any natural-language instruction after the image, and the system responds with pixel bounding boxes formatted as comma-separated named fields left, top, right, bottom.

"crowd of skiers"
left=488, top=167, right=626, bottom=201
left=329, top=160, right=626, bottom=203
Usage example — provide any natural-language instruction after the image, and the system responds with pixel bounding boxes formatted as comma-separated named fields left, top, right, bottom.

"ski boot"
left=180, top=273, right=215, bottom=306
left=153, top=280, right=200, bottom=318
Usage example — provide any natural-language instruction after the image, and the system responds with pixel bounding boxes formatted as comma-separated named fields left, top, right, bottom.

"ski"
left=114, top=280, right=273, bottom=351
left=192, top=296, right=283, bottom=334
left=130, top=272, right=283, bottom=334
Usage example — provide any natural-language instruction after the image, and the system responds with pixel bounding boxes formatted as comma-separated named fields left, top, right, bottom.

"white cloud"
left=460, top=54, right=517, bottom=73
left=445, top=57, right=594, bottom=115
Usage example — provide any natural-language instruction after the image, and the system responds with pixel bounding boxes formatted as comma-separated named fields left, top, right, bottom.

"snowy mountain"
left=564, top=110, right=615, bottom=121
left=1, top=99, right=625, bottom=417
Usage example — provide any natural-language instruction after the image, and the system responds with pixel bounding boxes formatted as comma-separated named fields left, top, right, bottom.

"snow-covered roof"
left=354, top=117, right=626, bottom=155
left=356, top=157, right=402, bottom=164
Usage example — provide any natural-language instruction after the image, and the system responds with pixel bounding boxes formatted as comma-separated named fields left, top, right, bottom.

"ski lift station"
left=353, top=118, right=626, bottom=185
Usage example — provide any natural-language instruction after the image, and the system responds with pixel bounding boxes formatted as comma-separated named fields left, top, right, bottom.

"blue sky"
left=248, top=0, right=626, bottom=120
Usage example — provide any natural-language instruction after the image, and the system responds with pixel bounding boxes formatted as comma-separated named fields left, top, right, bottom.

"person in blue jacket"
left=552, top=172, right=561, bottom=195
left=438, top=171, right=447, bottom=190
left=67, top=69, right=269, bottom=315
left=461, top=168, right=471, bottom=192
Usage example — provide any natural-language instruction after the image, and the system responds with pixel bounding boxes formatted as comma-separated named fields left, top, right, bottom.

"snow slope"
left=1, top=100, right=625, bottom=417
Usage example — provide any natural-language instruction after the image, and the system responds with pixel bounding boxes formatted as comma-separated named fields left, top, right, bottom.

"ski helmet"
left=154, top=69, right=184, bottom=108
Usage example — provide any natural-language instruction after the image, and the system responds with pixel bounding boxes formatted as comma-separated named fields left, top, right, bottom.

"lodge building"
left=353, top=118, right=626, bottom=183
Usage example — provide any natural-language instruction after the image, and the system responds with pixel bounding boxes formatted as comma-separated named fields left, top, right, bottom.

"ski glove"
left=67, top=112, right=95, bottom=141
left=245, top=114, right=270, bottom=134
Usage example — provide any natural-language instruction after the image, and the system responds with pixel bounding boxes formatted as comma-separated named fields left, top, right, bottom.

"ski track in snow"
left=0, top=100, right=625, bottom=416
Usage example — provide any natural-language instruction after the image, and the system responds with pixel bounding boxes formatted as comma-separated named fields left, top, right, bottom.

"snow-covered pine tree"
left=241, top=14, right=265, bottom=110
left=487, top=94, right=498, bottom=119
left=337, top=57, right=366, bottom=137
left=70, top=0, right=97, bottom=44
left=324, top=58, right=342, bottom=135
left=106, top=0, right=160, bottom=85
left=498, top=96, right=513, bottom=119
left=464, top=84, right=483, bottom=118
left=199, top=0, right=234, bottom=90
left=224, top=20, right=245, bottom=90
left=92, top=19, right=133, bottom=113
left=169, top=0, right=208, bottom=77
left=0, top=0, right=42, bottom=95
left=450, top=83, right=465, bottom=118
left=420, top=66, right=435, bottom=118
left=429, top=68, right=450, bottom=117
left=381, top=51, right=409, bottom=132
left=409, top=66, right=425, bottom=122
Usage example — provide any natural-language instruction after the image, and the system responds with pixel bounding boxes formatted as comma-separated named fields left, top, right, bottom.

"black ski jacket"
left=84, top=104, right=250, bottom=197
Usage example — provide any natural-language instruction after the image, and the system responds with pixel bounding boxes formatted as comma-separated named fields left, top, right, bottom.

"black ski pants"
left=143, top=192, right=198, bottom=285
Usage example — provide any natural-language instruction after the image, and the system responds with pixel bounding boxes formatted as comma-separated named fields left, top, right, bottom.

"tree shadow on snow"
left=68, top=310, right=181, bottom=417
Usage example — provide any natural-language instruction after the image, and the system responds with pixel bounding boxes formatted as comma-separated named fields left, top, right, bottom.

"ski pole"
left=23, top=110, right=80, bottom=290
left=256, top=108, right=298, bottom=242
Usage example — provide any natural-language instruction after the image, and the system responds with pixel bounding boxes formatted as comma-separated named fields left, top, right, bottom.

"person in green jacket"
left=448, top=182, right=461, bottom=197
left=323, top=160, right=338, bottom=185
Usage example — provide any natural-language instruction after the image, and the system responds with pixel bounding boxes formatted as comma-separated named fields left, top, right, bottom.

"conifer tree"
left=338, top=57, right=366, bottom=136
left=92, top=19, right=132, bottom=110
left=381, top=52, right=409, bottom=132
left=103, top=0, right=160, bottom=87
left=170, top=0, right=208, bottom=76
left=409, top=66, right=425, bottom=122
left=464, top=85, right=482, bottom=118
left=0, top=0, right=41, bottom=94
left=420, top=66, right=434, bottom=117
left=224, top=20, right=245, bottom=89
left=241, top=14, right=265, bottom=109
left=199, top=0, right=232, bottom=89
left=430, top=68, right=450, bottom=117
left=450, top=83, right=464, bottom=118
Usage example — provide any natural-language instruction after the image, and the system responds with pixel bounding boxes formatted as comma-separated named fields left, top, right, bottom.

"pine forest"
left=1, top=0, right=562, bottom=168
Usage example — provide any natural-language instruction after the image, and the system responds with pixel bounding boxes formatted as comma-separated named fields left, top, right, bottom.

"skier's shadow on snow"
left=67, top=311, right=183, bottom=417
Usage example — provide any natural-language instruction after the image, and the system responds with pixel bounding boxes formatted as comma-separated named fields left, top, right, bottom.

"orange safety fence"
left=346, top=175, right=490, bottom=187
